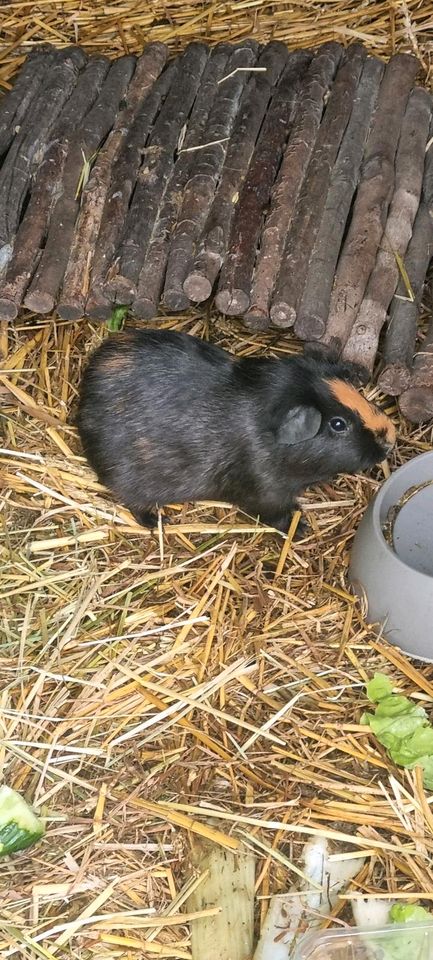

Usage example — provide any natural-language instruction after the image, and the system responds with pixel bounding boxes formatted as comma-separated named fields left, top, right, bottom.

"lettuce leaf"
left=361, top=674, right=433, bottom=790
left=367, top=673, right=394, bottom=702
left=367, top=903, right=433, bottom=959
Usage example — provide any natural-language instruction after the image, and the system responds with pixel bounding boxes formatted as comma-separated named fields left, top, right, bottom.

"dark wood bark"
left=399, top=309, right=433, bottom=422
left=242, top=42, right=343, bottom=329
left=294, top=55, right=384, bottom=341
left=0, top=46, right=87, bottom=273
left=398, top=385, right=433, bottom=422
left=215, top=49, right=312, bottom=317
left=57, top=42, right=168, bottom=322
left=319, top=52, right=420, bottom=355
left=379, top=205, right=433, bottom=394
left=104, top=42, right=210, bottom=306
left=379, top=121, right=433, bottom=395
left=86, top=56, right=176, bottom=321
left=24, top=55, right=136, bottom=315
left=342, top=87, right=432, bottom=376
left=160, top=40, right=261, bottom=313
left=271, top=44, right=367, bottom=329
left=0, top=45, right=56, bottom=158
left=182, top=41, right=289, bottom=306
left=0, top=56, right=110, bottom=321
left=131, top=43, right=231, bottom=320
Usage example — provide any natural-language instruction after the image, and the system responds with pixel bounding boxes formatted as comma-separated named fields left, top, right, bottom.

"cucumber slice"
left=0, top=785, right=44, bottom=855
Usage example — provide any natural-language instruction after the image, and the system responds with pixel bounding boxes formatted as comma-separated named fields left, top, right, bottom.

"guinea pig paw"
left=269, top=513, right=309, bottom=538
left=129, top=507, right=159, bottom=529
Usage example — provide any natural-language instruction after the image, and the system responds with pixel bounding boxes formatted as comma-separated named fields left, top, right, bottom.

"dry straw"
left=1, top=2, right=433, bottom=959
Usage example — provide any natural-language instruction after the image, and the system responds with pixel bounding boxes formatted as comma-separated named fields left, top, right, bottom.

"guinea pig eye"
left=329, top=416, right=348, bottom=434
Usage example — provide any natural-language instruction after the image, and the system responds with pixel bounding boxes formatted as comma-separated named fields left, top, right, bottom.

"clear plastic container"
left=293, top=922, right=433, bottom=959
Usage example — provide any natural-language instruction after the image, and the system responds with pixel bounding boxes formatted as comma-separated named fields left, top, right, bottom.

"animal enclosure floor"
left=1, top=3, right=433, bottom=959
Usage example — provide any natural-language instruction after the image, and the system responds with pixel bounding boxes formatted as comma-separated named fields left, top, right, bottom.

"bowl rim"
left=364, top=450, right=433, bottom=584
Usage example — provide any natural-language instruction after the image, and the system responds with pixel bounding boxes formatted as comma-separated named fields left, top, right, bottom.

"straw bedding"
left=1, top=3, right=433, bottom=958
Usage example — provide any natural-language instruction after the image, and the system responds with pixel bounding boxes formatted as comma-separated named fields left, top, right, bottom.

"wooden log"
left=0, top=46, right=87, bottom=273
left=0, top=45, right=56, bottom=158
left=399, top=311, right=433, bottom=422
left=160, top=40, right=261, bottom=312
left=378, top=206, right=433, bottom=394
left=294, top=55, right=384, bottom=341
left=57, top=42, right=168, bottom=322
left=131, top=43, right=231, bottom=320
left=399, top=385, right=433, bottom=422
left=0, top=56, right=110, bottom=321
left=86, top=57, right=176, bottom=321
left=342, top=86, right=432, bottom=376
left=379, top=125, right=433, bottom=395
left=319, top=52, right=420, bottom=354
left=271, top=44, right=367, bottom=329
left=215, top=49, right=312, bottom=317
left=182, top=40, right=289, bottom=306
left=104, top=42, right=210, bottom=306
left=23, top=55, right=136, bottom=315
left=243, top=42, right=342, bottom=330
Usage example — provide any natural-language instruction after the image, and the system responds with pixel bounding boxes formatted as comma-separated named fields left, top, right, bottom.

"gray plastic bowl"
left=349, top=450, right=433, bottom=663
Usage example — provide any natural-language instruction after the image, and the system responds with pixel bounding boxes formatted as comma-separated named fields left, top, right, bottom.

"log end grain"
left=399, top=386, right=433, bottom=423
left=0, top=297, right=18, bottom=321
left=162, top=288, right=191, bottom=312
left=132, top=295, right=158, bottom=321
left=293, top=312, right=327, bottom=341
left=183, top=271, right=213, bottom=304
left=86, top=289, right=113, bottom=321
left=215, top=288, right=250, bottom=316
left=243, top=307, right=271, bottom=331
left=104, top=275, right=136, bottom=306
left=378, top=362, right=413, bottom=396
left=56, top=301, right=85, bottom=321
left=24, top=290, right=55, bottom=314
left=269, top=300, right=296, bottom=328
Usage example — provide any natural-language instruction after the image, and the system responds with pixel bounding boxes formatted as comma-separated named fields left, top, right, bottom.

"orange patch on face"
left=327, top=379, right=396, bottom=447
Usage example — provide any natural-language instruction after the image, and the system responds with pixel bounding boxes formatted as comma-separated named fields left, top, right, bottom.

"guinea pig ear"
left=278, top=405, right=322, bottom=445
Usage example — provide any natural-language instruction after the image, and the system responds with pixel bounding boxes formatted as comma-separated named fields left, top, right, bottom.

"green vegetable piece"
left=390, top=903, right=432, bottom=924
left=367, top=673, right=394, bottom=702
left=107, top=305, right=128, bottom=332
left=368, top=902, right=433, bottom=959
left=362, top=675, right=433, bottom=791
left=0, top=785, right=44, bottom=856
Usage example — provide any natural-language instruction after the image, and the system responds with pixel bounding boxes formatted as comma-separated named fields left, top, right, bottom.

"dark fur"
left=76, top=329, right=393, bottom=532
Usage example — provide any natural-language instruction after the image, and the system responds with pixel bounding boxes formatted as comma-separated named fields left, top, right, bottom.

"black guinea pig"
left=76, top=328, right=396, bottom=533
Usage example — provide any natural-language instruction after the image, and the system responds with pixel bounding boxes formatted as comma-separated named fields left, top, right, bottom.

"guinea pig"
left=76, top=328, right=396, bottom=533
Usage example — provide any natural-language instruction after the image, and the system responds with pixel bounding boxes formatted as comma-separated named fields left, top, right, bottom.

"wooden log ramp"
left=162, top=40, right=260, bottom=313
left=57, top=42, right=168, bottom=322
left=293, top=54, right=384, bottom=342
left=215, top=48, right=312, bottom=317
left=0, top=46, right=87, bottom=275
left=86, top=50, right=175, bottom=321
left=378, top=119, right=433, bottom=397
left=0, top=55, right=111, bottom=321
left=182, top=40, right=289, bottom=309
left=315, top=52, right=420, bottom=356
left=341, top=86, right=432, bottom=378
left=131, top=42, right=233, bottom=320
left=270, top=43, right=368, bottom=329
left=244, top=41, right=343, bottom=330
left=102, top=41, right=211, bottom=308
left=24, top=54, right=137, bottom=315
left=0, top=39, right=432, bottom=424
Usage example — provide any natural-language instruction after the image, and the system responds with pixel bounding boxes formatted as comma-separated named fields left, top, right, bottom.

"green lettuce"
left=361, top=673, right=433, bottom=789
left=367, top=903, right=433, bottom=959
